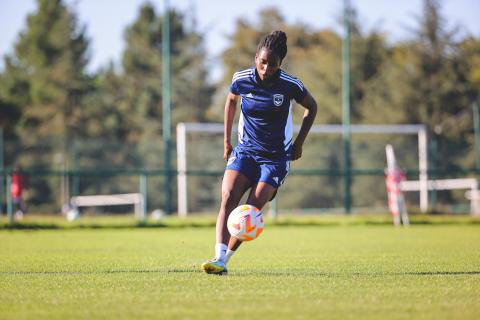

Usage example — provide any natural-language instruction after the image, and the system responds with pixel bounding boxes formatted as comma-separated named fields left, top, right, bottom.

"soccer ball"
left=66, top=207, right=79, bottom=221
left=227, top=204, right=264, bottom=241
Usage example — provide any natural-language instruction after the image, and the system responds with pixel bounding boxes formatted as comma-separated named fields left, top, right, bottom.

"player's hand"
left=291, top=142, right=303, bottom=161
left=224, top=141, right=233, bottom=161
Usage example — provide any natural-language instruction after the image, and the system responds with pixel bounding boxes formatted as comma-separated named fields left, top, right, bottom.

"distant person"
left=201, top=30, right=317, bottom=275
left=11, top=165, right=28, bottom=219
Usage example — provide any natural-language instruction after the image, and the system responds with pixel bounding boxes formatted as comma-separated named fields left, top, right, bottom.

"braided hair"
left=256, top=30, right=288, bottom=63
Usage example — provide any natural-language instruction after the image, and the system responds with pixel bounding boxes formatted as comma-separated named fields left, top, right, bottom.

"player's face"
left=255, top=48, right=281, bottom=82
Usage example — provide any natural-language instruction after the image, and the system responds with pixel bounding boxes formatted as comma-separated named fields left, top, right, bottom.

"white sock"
left=215, top=243, right=227, bottom=261
left=224, top=249, right=235, bottom=264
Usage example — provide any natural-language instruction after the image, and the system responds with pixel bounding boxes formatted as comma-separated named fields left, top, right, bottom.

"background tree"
left=120, top=4, right=213, bottom=168
left=14, top=0, right=89, bottom=146
left=402, top=0, right=477, bottom=175
left=0, top=0, right=90, bottom=207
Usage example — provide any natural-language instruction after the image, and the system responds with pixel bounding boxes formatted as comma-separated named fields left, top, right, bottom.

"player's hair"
left=256, top=30, right=288, bottom=62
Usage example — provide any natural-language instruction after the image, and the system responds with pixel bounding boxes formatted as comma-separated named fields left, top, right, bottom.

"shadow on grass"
left=1, top=268, right=202, bottom=276
left=231, top=270, right=480, bottom=277
left=3, top=269, right=478, bottom=277
left=402, top=271, right=480, bottom=276
left=0, top=221, right=216, bottom=231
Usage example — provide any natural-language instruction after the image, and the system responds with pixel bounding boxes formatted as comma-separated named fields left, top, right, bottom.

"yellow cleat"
left=201, top=259, right=228, bottom=275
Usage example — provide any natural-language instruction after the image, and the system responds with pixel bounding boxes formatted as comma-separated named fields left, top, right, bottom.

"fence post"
left=342, top=0, right=352, bottom=214
left=139, top=173, right=148, bottom=221
left=473, top=103, right=480, bottom=171
left=72, top=139, right=80, bottom=197
left=0, top=127, right=3, bottom=216
left=7, top=173, right=13, bottom=224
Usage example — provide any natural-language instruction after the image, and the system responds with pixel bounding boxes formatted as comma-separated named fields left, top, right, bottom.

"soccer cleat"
left=201, top=258, right=228, bottom=275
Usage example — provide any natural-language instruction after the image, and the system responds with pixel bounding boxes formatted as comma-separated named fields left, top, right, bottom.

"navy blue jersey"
left=230, top=67, right=308, bottom=159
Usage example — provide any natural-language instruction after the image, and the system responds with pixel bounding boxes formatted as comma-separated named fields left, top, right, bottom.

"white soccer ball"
left=66, top=207, right=79, bottom=221
left=227, top=204, right=264, bottom=241
left=151, top=209, right=165, bottom=221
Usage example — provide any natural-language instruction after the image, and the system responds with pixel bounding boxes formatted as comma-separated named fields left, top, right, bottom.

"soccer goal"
left=176, top=122, right=428, bottom=216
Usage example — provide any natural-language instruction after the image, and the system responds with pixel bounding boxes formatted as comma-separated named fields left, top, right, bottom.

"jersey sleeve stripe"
left=280, top=70, right=300, bottom=80
left=233, top=70, right=251, bottom=79
left=280, top=71, right=304, bottom=89
left=280, top=75, right=304, bottom=90
left=232, top=68, right=253, bottom=82
left=232, top=74, right=252, bottom=84
left=284, top=138, right=292, bottom=150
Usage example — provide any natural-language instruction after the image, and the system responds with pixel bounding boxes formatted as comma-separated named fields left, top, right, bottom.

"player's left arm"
left=292, top=91, right=317, bottom=161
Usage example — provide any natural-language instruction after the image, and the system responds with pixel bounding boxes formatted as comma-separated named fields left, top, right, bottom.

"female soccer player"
left=202, top=30, right=317, bottom=274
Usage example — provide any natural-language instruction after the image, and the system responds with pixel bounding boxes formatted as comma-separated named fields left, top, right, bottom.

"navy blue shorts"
left=226, top=147, right=290, bottom=189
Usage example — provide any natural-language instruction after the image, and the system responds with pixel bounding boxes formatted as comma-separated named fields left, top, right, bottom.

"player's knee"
left=221, top=188, right=232, bottom=203
left=221, top=187, right=240, bottom=207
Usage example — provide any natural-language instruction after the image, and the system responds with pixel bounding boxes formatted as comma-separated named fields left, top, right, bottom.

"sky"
left=0, top=0, right=479, bottom=80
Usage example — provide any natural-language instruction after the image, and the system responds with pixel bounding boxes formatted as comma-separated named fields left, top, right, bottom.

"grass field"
left=1, top=216, right=479, bottom=319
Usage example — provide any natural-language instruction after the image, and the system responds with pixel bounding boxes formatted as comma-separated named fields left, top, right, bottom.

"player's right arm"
left=224, top=92, right=239, bottom=160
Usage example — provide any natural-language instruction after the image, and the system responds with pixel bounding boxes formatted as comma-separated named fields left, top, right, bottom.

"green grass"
left=1, top=212, right=479, bottom=230
left=1, top=222, right=479, bottom=319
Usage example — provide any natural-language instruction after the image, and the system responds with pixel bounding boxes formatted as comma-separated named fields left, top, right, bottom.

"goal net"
left=176, top=122, right=427, bottom=216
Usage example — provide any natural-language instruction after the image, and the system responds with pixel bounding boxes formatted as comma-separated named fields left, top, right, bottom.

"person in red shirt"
left=11, top=165, right=28, bottom=218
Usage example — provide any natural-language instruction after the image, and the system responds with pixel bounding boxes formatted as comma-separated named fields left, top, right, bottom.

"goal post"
left=176, top=122, right=428, bottom=216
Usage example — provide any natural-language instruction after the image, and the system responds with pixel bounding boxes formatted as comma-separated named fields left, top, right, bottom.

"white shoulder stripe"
left=233, top=71, right=252, bottom=80
left=280, top=70, right=299, bottom=79
left=280, top=75, right=304, bottom=90
left=281, top=75, right=303, bottom=88
left=233, top=71, right=251, bottom=80
left=232, top=69, right=253, bottom=81
left=280, top=72, right=303, bottom=87
left=280, top=71, right=304, bottom=88
left=234, top=68, right=252, bottom=76
left=232, top=74, right=252, bottom=83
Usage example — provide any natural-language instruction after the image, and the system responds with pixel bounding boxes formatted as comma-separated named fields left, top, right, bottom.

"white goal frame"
left=176, top=122, right=428, bottom=216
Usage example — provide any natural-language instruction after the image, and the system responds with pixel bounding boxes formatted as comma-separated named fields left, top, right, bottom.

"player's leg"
left=223, top=182, right=276, bottom=264
left=227, top=181, right=276, bottom=248
left=217, top=169, right=251, bottom=244
left=202, top=169, right=251, bottom=275
left=224, top=160, right=289, bottom=264
left=246, top=182, right=277, bottom=209
left=249, top=159, right=289, bottom=209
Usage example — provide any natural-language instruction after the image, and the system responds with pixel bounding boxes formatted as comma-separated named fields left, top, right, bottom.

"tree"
left=116, top=3, right=214, bottom=210
left=0, top=0, right=90, bottom=207
left=3, top=0, right=90, bottom=161
left=460, top=36, right=480, bottom=97
left=121, top=4, right=213, bottom=145
left=402, top=0, right=477, bottom=171
left=0, top=56, right=28, bottom=138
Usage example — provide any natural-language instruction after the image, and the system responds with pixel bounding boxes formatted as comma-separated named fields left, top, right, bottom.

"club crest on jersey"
left=273, top=94, right=284, bottom=106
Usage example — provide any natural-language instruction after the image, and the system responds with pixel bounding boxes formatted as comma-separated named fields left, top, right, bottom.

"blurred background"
left=0, top=0, right=479, bottom=217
